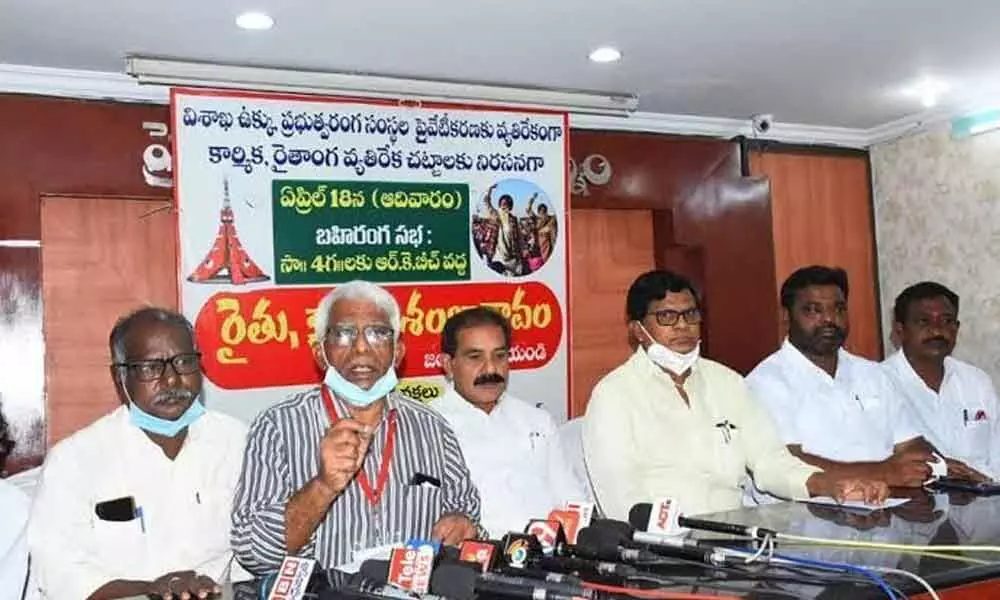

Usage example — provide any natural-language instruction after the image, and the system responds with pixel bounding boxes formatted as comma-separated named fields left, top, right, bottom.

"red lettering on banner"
left=193, top=282, right=562, bottom=389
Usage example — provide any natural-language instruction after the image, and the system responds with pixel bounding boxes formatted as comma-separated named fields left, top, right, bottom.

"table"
left=691, top=489, right=1000, bottom=598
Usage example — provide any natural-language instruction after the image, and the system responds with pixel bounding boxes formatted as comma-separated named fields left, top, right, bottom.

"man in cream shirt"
left=28, top=308, right=248, bottom=599
left=583, top=270, right=886, bottom=520
left=883, top=281, right=1000, bottom=481
left=747, top=266, right=935, bottom=491
left=431, top=307, right=588, bottom=537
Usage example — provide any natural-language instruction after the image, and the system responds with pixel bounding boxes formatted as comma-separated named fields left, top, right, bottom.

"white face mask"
left=638, top=323, right=700, bottom=375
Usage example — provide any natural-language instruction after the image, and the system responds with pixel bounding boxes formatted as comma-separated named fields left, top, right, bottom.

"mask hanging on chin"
left=322, top=354, right=399, bottom=407
left=638, top=323, right=701, bottom=375
left=122, top=384, right=206, bottom=438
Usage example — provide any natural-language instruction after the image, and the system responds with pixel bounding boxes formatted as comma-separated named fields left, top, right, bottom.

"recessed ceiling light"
left=902, top=77, right=948, bottom=109
left=236, top=11, right=274, bottom=31
left=589, top=47, right=622, bottom=64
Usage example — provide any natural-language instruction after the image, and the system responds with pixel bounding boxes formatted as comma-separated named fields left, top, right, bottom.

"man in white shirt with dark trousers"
left=27, top=308, right=248, bottom=599
left=431, top=307, right=587, bottom=538
left=883, top=281, right=1000, bottom=482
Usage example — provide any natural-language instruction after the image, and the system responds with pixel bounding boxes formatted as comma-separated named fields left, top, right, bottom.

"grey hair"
left=314, top=281, right=402, bottom=343
left=109, top=307, right=196, bottom=365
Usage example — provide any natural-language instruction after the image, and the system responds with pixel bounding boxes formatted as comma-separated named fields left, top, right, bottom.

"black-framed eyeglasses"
left=326, top=324, right=395, bottom=347
left=646, top=308, right=703, bottom=327
left=114, top=352, right=202, bottom=382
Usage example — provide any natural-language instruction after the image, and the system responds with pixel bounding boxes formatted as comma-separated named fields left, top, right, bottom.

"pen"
left=964, top=409, right=969, bottom=425
left=196, top=492, right=201, bottom=504
left=136, top=506, right=146, bottom=534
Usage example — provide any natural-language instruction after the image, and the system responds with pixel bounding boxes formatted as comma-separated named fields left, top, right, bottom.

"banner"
left=172, top=89, right=569, bottom=422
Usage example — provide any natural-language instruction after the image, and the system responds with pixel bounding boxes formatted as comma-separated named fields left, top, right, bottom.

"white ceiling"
left=2, top=0, right=1000, bottom=129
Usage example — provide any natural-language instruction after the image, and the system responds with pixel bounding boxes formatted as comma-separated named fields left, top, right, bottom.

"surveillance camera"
left=751, top=114, right=774, bottom=134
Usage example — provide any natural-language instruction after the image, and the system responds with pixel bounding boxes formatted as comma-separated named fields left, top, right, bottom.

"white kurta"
left=27, top=406, right=248, bottom=599
left=746, top=340, right=919, bottom=462
left=0, top=479, right=29, bottom=600
left=883, top=350, right=1000, bottom=478
left=430, top=388, right=587, bottom=538
left=583, top=350, right=817, bottom=521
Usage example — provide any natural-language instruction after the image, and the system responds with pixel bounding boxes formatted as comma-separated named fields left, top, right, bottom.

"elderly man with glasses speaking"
left=28, top=307, right=248, bottom=600
left=231, top=280, right=482, bottom=576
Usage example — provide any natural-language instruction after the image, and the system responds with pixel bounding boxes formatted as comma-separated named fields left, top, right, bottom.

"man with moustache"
left=883, top=282, right=1000, bottom=481
left=747, top=266, right=934, bottom=492
left=430, top=307, right=587, bottom=538
left=28, top=308, right=248, bottom=599
left=232, top=281, right=482, bottom=574
left=584, top=270, right=886, bottom=521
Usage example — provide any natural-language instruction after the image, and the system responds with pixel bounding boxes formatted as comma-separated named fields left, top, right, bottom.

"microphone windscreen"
left=589, top=518, right=634, bottom=541
left=358, top=559, right=390, bottom=584
left=628, top=503, right=653, bottom=531
left=438, top=545, right=462, bottom=564
left=429, top=563, right=477, bottom=600
left=574, top=527, right=621, bottom=561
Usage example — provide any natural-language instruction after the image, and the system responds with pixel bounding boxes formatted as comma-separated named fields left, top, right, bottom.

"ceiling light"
left=902, top=77, right=948, bottom=109
left=236, top=11, right=274, bottom=30
left=589, top=47, right=622, bottom=64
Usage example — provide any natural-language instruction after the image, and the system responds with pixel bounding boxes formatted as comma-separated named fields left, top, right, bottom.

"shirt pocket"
left=401, top=485, right=444, bottom=539
left=91, top=515, right=143, bottom=548
left=711, top=422, right=746, bottom=480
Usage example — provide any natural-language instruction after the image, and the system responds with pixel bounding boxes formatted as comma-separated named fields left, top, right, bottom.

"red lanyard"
left=320, top=386, right=397, bottom=506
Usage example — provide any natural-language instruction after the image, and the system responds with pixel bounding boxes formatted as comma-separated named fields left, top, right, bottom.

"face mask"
left=127, top=394, right=206, bottom=437
left=638, top=323, right=701, bottom=375
left=323, top=356, right=398, bottom=407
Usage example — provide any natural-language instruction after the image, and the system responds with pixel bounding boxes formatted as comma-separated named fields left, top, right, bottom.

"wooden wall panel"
left=569, top=209, right=655, bottom=416
left=40, top=196, right=178, bottom=445
left=673, top=153, right=781, bottom=374
left=0, top=94, right=170, bottom=466
left=749, top=150, right=882, bottom=359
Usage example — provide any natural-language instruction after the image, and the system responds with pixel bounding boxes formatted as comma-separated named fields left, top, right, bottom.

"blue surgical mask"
left=128, top=397, right=206, bottom=437
left=323, top=359, right=398, bottom=407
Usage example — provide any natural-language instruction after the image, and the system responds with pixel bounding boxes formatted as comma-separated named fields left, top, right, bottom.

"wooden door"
left=40, top=195, right=178, bottom=446
left=569, top=209, right=655, bottom=417
left=749, top=150, right=882, bottom=359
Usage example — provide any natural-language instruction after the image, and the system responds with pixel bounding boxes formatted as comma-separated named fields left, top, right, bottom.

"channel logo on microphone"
left=266, top=556, right=317, bottom=600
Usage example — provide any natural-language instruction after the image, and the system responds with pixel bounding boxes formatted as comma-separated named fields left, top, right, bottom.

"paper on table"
left=798, top=496, right=911, bottom=512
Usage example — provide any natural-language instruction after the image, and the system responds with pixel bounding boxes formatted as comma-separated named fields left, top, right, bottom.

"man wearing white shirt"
left=747, top=265, right=934, bottom=489
left=431, top=307, right=587, bottom=538
left=28, top=308, right=248, bottom=599
left=883, top=281, right=999, bottom=482
left=0, top=409, right=29, bottom=600
left=583, top=270, right=885, bottom=521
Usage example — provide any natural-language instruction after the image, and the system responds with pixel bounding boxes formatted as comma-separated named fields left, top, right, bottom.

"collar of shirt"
left=436, top=386, right=508, bottom=425
left=776, top=338, right=854, bottom=390
left=886, top=349, right=957, bottom=397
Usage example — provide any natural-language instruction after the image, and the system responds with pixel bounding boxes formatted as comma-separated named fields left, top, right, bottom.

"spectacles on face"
left=646, top=308, right=703, bottom=327
left=326, top=323, right=395, bottom=347
left=115, top=352, right=202, bottom=382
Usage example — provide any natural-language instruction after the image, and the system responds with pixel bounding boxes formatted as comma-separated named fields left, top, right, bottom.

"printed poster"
left=172, top=89, right=570, bottom=422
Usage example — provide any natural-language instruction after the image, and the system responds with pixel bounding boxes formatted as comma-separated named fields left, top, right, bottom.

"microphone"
left=629, top=501, right=776, bottom=540
left=525, top=519, right=569, bottom=555
left=430, top=562, right=597, bottom=600
left=259, top=556, right=319, bottom=600
left=576, top=526, right=728, bottom=566
left=353, top=561, right=449, bottom=600
left=385, top=543, right=436, bottom=594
